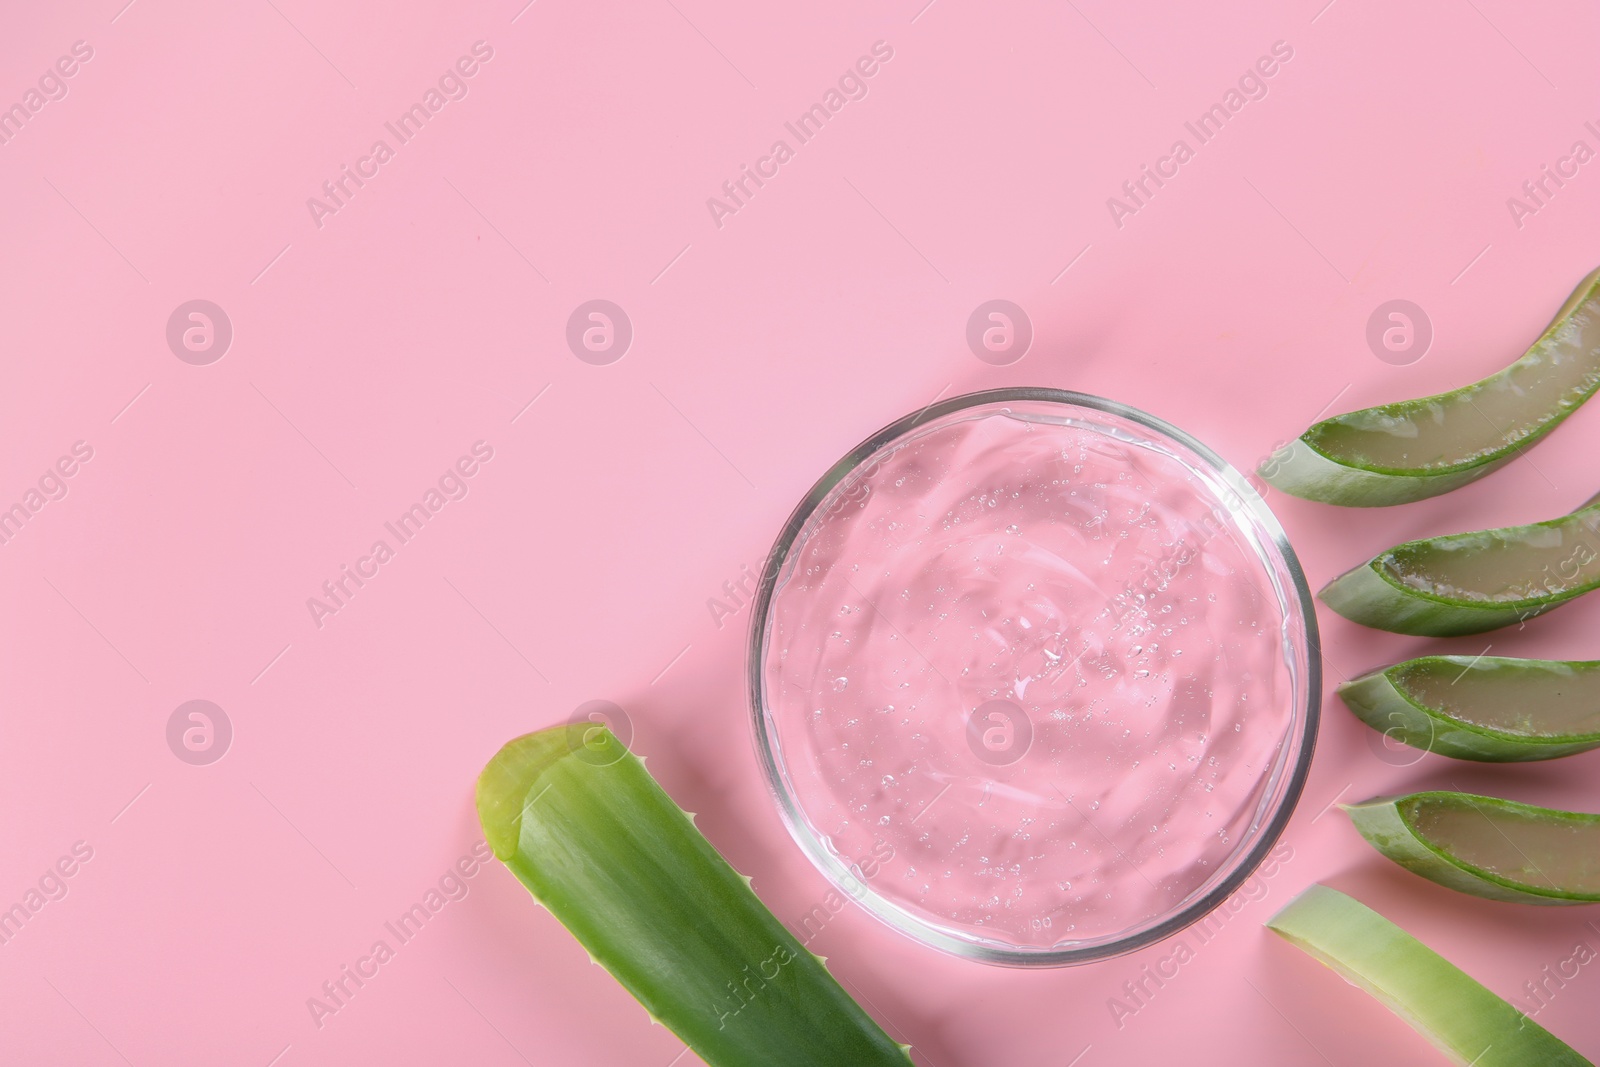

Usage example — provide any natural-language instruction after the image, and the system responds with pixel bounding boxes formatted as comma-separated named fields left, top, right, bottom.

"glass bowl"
left=747, top=388, right=1319, bottom=966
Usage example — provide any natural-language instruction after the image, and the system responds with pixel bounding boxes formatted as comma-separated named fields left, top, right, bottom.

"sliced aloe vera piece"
left=1319, top=494, right=1600, bottom=635
left=1266, top=885, right=1591, bottom=1065
left=1262, top=267, right=1600, bottom=506
left=1338, top=655, right=1600, bottom=761
left=1346, top=791, right=1600, bottom=904
left=476, top=726, right=912, bottom=1067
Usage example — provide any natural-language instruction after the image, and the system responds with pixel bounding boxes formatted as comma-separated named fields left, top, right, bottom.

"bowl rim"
left=745, top=386, right=1321, bottom=966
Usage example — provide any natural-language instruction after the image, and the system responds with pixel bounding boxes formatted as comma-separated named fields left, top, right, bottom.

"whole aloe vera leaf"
left=476, top=725, right=913, bottom=1067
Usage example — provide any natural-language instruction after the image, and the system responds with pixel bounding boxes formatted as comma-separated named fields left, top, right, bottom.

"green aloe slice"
left=476, top=726, right=913, bottom=1067
left=1338, top=655, right=1600, bottom=761
left=1345, top=791, right=1600, bottom=905
left=1266, top=885, right=1590, bottom=1065
left=1261, top=266, right=1600, bottom=506
left=1318, top=493, right=1600, bottom=635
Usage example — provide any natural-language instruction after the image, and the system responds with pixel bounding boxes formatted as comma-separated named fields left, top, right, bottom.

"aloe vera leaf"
left=1338, top=656, right=1600, bottom=761
left=476, top=725, right=913, bottom=1067
left=1260, top=266, right=1600, bottom=506
left=1345, top=791, right=1600, bottom=904
left=1318, top=494, right=1600, bottom=636
left=1266, top=885, right=1591, bottom=1065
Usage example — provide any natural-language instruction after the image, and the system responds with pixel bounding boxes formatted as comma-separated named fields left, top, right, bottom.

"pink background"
left=4, top=0, right=1600, bottom=1063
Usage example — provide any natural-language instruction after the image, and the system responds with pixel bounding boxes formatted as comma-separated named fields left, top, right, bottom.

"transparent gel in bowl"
left=749, top=389, right=1319, bottom=965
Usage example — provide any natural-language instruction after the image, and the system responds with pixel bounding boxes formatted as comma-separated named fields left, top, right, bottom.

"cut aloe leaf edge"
left=1338, top=655, right=1600, bottom=761
left=1266, top=884, right=1591, bottom=1066
left=1261, top=266, right=1600, bottom=506
left=476, top=725, right=914, bottom=1067
left=1345, top=791, right=1600, bottom=905
left=1318, top=495, right=1600, bottom=636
